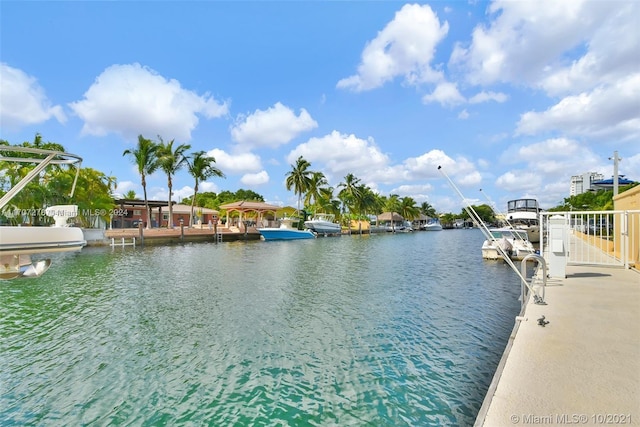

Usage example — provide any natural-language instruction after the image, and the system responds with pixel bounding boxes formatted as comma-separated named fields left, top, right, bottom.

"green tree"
left=122, top=135, right=159, bottom=229
left=48, top=167, right=116, bottom=227
left=187, top=151, right=225, bottom=226
left=1, top=135, right=71, bottom=225
left=420, top=201, right=437, bottom=218
left=123, top=190, right=137, bottom=199
left=157, top=137, right=191, bottom=228
left=234, top=189, right=265, bottom=202
left=285, top=156, right=313, bottom=216
left=304, top=171, right=329, bottom=213
left=399, top=196, right=420, bottom=221
left=337, top=173, right=362, bottom=217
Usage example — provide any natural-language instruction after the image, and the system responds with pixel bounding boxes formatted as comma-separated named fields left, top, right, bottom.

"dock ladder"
left=110, top=237, right=136, bottom=248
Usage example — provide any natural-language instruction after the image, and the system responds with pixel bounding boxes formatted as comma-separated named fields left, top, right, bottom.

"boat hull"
left=257, top=228, right=316, bottom=241
left=423, top=224, right=443, bottom=231
left=304, top=223, right=341, bottom=234
left=0, top=226, right=86, bottom=255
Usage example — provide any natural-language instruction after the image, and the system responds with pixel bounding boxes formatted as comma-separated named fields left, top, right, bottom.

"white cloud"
left=205, top=148, right=262, bottom=175
left=230, top=102, right=318, bottom=149
left=337, top=4, right=448, bottom=91
left=496, top=170, right=542, bottom=192
left=516, top=74, right=640, bottom=141
left=0, top=63, right=66, bottom=129
left=468, top=91, right=508, bottom=104
left=69, top=63, right=228, bottom=141
left=114, top=180, right=138, bottom=197
left=287, top=130, right=392, bottom=185
left=200, top=181, right=222, bottom=193
left=449, top=0, right=627, bottom=88
left=422, top=82, right=465, bottom=107
left=240, top=171, right=270, bottom=186
left=458, top=109, right=470, bottom=120
left=173, top=185, right=195, bottom=202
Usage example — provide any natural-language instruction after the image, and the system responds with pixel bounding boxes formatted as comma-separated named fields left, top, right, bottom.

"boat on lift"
left=506, top=198, right=541, bottom=243
left=258, top=217, right=316, bottom=241
left=304, top=213, right=341, bottom=235
left=0, top=146, right=86, bottom=279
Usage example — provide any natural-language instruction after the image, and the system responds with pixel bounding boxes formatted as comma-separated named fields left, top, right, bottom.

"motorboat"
left=396, top=220, right=414, bottom=232
left=0, top=146, right=86, bottom=279
left=304, top=213, right=341, bottom=235
left=258, top=217, right=315, bottom=241
left=422, top=218, right=443, bottom=231
left=481, top=228, right=536, bottom=261
left=506, top=198, right=541, bottom=243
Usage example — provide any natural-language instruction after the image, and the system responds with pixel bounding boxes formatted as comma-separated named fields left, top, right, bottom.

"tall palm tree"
left=187, top=151, right=225, bottom=226
left=156, top=137, right=191, bottom=228
left=337, top=173, right=362, bottom=217
left=304, top=171, right=329, bottom=213
left=385, top=194, right=402, bottom=232
left=122, top=135, right=159, bottom=229
left=285, top=156, right=313, bottom=217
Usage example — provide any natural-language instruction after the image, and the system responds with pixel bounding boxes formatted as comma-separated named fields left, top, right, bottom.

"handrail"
left=520, top=254, right=547, bottom=307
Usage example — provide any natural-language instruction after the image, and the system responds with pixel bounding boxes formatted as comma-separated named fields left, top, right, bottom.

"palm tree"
left=123, top=190, right=137, bottom=199
left=285, top=156, right=313, bottom=217
left=420, top=201, right=437, bottom=218
left=337, top=173, right=362, bottom=217
left=400, top=196, right=420, bottom=221
left=122, top=135, right=159, bottom=229
left=304, top=171, right=329, bottom=213
left=385, top=194, right=402, bottom=232
left=156, top=137, right=191, bottom=228
left=187, top=151, right=225, bottom=226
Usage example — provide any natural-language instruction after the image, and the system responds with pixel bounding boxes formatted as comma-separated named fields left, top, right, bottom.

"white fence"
left=540, top=210, right=640, bottom=269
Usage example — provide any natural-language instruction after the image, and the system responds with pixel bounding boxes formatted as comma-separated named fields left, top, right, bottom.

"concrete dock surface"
left=476, top=265, right=640, bottom=426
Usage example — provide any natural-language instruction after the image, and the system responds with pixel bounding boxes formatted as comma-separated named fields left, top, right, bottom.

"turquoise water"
left=1, top=229, right=520, bottom=426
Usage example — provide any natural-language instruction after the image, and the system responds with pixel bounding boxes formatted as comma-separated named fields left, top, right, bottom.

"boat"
left=481, top=228, right=536, bottom=261
left=422, top=218, right=443, bottom=231
left=257, top=217, right=316, bottom=241
left=396, top=220, right=414, bottom=232
left=0, top=146, right=87, bottom=279
left=506, top=198, right=541, bottom=243
left=304, top=213, right=341, bottom=235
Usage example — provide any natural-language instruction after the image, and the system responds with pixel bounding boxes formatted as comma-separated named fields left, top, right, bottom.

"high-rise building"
left=570, top=172, right=604, bottom=196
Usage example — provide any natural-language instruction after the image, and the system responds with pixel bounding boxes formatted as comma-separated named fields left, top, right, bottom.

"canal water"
left=1, top=229, right=521, bottom=426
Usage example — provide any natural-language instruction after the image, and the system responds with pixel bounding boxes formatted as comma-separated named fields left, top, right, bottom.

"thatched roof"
left=377, top=212, right=404, bottom=221
left=219, top=201, right=282, bottom=212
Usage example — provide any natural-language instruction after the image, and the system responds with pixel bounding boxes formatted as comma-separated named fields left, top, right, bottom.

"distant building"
left=591, top=176, right=636, bottom=191
left=570, top=172, right=604, bottom=196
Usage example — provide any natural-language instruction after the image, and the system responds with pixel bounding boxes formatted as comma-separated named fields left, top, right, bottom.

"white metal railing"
left=540, top=210, right=639, bottom=269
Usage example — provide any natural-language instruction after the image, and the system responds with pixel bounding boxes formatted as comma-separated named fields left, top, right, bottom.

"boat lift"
left=438, top=166, right=547, bottom=307
left=0, top=146, right=86, bottom=279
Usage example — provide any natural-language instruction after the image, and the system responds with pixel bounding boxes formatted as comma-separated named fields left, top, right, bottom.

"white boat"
left=258, top=217, right=315, bottom=241
left=0, top=146, right=86, bottom=279
left=506, top=198, right=541, bottom=243
left=304, top=213, right=341, bottom=235
left=482, top=228, right=536, bottom=261
left=422, top=218, right=443, bottom=231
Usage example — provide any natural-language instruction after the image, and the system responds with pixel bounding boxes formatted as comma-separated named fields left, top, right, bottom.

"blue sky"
left=1, top=1, right=639, bottom=213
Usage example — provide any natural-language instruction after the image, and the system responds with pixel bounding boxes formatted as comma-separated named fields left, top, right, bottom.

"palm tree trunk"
left=167, top=175, right=173, bottom=228
left=190, top=181, right=198, bottom=227
left=142, top=174, right=151, bottom=229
